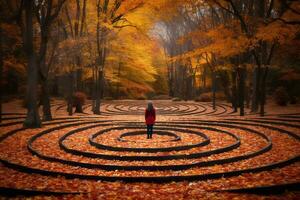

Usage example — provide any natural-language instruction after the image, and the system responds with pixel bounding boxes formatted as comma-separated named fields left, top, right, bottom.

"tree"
left=35, top=0, right=66, bottom=120
left=0, top=20, right=3, bottom=122
left=160, top=0, right=299, bottom=116
left=106, top=29, right=158, bottom=99
left=23, top=0, right=41, bottom=128
left=208, top=0, right=299, bottom=116
left=0, top=1, right=25, bottom=121
left=92, top=0, right=145, bottom=114
left=60, top=0, right=88, bottom=115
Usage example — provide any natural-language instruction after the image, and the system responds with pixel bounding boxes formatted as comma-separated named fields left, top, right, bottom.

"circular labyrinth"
left=0, top=101, right=300, bottom=197
left=52, top=100, right=239, bottom=116
left=99, top=101, right=235, bottom=116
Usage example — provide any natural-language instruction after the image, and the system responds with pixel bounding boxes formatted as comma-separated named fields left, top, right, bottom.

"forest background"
left=0, top=0, right=299, bottom=126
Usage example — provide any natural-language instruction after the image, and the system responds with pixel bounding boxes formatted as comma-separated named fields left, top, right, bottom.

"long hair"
left=147, top=102, right=154, bottom=111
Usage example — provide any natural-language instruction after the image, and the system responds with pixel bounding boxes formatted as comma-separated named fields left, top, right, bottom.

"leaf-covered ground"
left=0, top=100, right=299, bottom=199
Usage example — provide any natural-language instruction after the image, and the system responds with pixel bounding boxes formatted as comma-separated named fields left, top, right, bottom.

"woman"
left=145, top=102, right=156, bottom=139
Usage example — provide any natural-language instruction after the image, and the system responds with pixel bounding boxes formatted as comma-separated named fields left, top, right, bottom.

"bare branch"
left=50, top=0, right=66, bottom=22
left=113, top=24, right=137, bottom=29
left=283, top=0, right=300, bottom=15
left=266, top=0, right=274, bottom=19
left=269, top=17, right=300, bottom=25
left=211, top=0, right=234, bottom=15
left=112, top=2, right=144, bottom=24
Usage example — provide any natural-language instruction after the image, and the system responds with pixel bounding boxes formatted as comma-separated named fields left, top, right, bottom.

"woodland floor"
left=0, top=99, right=299, bottom=199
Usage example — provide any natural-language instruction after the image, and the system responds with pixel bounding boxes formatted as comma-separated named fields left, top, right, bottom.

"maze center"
left=0, top=100, right=299, bottom=197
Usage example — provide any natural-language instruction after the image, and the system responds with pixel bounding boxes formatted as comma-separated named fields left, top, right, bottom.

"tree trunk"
left=174, top=64, right=179, bottom=97
left=94, top=70, right=100, bottom=114
left=181, top=67, right=186, bottom=100
left=75, top=103, right=83, bottom=113
left=38, top=19, right=51, bottom=122
left=251, top=66, right=261, bottom=112
left=203, top=66, right=207, bottom=88
left=67, top=73, right=74, bottom=116
left=168, top=63, right=174, bottom=97
left=0, top=21, right=3, bottom=123
left=212, top=72, right=216, bottom=110
left=223, top=86, right=231, bottom=103
left=91, top=67, right=96, bottom=112
left=116, top=60, right=121, bottom=99
left=52, top=76, right=59, bottom=96
left=191, top=75, right=195, bottom=99
left=101, top=75, right=104, bottom=99
left=184, top=76, right=188, bottom=101
left=245, top=69, right=251, bottom=109
left=94, top=69, right=103, bottom=114
left=260, top=67, right=269, bottom=116
left=41, top=79, right=52, bottom=121
left=76, top=60, right=82, bottom=91
left=23, top=0, right=41, bottom=128
left=231, top=70, right=238, bottom=112
left=39, top=34, right=53, bottom=121
left=36, top=1, right=65, bottom=122
left=238, top=67, right=245, bottom=116
left=94, top=99, right=100, bottom=114
left=245, top=84, right=251, bottom=109
left=219, top=72, right=232, bottom=103
left=187, top=76, right=192, bottom=100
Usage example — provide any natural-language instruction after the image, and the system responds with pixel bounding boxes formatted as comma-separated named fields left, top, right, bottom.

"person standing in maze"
left=145, top=102, right=156, bottom=139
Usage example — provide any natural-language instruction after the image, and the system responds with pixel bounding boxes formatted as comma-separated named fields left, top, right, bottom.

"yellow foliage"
left=256, top=22, right=299, bottom=44
left=1, top=23, right=21, bottom=42
left=204, top=25, right=254, bottom=57
left=171, top=22, right=256, bottom=65
left=103, top=20, right=167, bottom=95
left=3, top=60, right=26, bottom=74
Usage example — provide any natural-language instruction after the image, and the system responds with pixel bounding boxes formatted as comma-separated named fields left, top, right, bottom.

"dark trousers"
left=147, top=124, right=153, bottom=139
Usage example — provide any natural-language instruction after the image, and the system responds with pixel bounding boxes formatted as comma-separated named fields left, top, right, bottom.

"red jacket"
left=145, top=108, right=156, bottom=125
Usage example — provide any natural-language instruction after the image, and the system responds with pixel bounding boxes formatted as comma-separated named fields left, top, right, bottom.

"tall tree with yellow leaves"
left=93, top=0, right=145, bottom=114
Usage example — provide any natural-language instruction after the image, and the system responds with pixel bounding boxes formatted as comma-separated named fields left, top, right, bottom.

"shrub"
left=274, top=87, right=289, bottom=106
left=196, top=93, right=211, bottom=102
left=172, top=97, right=182, bottom=101
left=73, top=92, right=87, bottom=105
left=215, top=92, right=227, bottom=101
left=73, top=92, right=87, bottom=112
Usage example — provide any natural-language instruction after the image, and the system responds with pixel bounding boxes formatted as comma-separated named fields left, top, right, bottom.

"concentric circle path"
left=0, top=100, right=299, bottom=197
